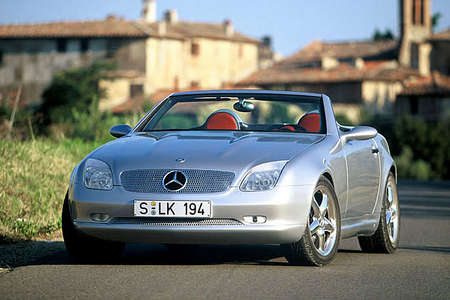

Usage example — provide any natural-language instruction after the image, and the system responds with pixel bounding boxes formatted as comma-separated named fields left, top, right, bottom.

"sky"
left=0, top=0, right=449, bottom=56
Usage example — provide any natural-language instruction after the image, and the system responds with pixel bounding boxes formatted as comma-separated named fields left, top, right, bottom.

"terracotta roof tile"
left=139, top=21, right=259, bottom=43
left=238, top=39, right=415, bottom=86
left=400, top=72, right=450, bottom=96
left=429, top=28, right=450, bottom=41
left=239, top=61, right=418, bottom=85
left=0, top=18, right=147, bottom=38
left=0, top=18, right=258, bottom=43
left=282, top=40, right=398, bottom=65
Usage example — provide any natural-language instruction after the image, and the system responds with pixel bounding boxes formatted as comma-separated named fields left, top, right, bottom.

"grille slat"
left=120, top=169, right=234, bottom=193
left=111, top=217, right=243, bottom=226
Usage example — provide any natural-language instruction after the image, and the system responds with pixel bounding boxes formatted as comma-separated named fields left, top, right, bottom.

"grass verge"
left=0, top=138, right=101, bottom=243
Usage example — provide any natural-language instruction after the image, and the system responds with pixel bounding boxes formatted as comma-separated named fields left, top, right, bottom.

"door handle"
left=371, top=148, right=379, bottom=154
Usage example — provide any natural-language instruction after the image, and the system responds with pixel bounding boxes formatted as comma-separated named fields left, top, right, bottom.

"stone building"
left=396, top=71, right=450, bottom=121
left=428, top=29, right=450, bottom=76
left=0, top=0, right=260, bottom=110
left=239, top=0, right=450, bottom=123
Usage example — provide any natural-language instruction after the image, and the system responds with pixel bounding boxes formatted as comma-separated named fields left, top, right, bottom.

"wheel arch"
left=321, top=171, right=334, bottom=187
left=389, top=164, right=397, bottom=183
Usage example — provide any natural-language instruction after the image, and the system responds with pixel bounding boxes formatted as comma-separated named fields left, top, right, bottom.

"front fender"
left=372, top=134, right=396, bottom=217
left=279, top=135, right=348, bottom=218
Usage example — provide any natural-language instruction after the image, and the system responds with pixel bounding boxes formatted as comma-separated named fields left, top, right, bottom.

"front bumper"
left=69, top=183, right=315, bottom=245
left=74, top=221, right=305, bottom=244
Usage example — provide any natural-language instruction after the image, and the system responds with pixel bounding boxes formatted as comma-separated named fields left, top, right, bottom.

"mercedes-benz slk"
left=63, top=90, right=399, bottom=266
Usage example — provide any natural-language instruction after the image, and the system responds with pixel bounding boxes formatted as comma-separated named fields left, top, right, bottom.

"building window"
left=238, top=44, right=243, bottom=58
left=80, top=39, right=89, bottom=53
left=190, top=81, right=199, bottom=89
left=410, top=97, right=419, bottom=115
left=14, top=67, right=23, bottom=81
left=56, top=39, right=67, bottom=53
left=106, top=39, right=120, bottom=58
left=191, top=43, right=200, bottom=56
left=420, top=0, right=424, bottom=25
left=130, top=84, right=144, bottom=98
left=410, top=43, right=419, bottom=69
left=412, top=0, right=424, bottom=25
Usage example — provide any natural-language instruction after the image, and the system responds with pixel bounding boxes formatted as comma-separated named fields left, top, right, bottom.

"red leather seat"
left=298, top=113, right=321, bottom=133
left=279, top=125, right=296, bottom=132
left=206, top=112, right=239, bottom=130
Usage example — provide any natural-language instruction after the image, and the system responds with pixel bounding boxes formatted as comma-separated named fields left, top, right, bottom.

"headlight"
left=83, top=158, right=113, bottom=190
left=240, top=160, right=288, bottom=192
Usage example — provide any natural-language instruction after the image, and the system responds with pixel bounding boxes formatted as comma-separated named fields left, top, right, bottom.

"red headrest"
left=298, top=113, right=320, bottom=133
left=206, top=112, right=238, bottom=130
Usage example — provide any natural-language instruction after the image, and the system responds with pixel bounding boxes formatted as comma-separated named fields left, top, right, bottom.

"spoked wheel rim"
left=386, top=182, right=399, bottom=244
left=308, top=189, right=337, bottom=256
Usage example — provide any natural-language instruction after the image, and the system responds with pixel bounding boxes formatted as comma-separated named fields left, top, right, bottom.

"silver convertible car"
left=62, top=90, right=400, bottom=266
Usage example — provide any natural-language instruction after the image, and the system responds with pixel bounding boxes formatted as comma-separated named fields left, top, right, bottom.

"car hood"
left=89, top=131, right=324, bottom=182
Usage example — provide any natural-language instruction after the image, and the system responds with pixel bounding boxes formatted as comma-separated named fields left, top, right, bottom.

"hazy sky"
left=1, top=0, right=449, bottom=56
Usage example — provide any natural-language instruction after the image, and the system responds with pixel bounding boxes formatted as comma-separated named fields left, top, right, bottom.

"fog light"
left=243, top=216, right=267, bottom=224
left=90, top=213, right=110, bottom=222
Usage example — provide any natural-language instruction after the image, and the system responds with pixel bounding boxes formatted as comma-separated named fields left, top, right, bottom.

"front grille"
left=120, top=169, right=235, bottom=193
left=111, top=217, right=243, bottom=226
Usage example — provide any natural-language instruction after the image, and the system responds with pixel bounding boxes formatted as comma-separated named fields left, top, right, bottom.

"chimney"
left=158, top=20, right=167, bottom=35
left=223, top=19, right=234, bottom=36
left=321, top=56, right=339, bottom=70
left=164, top=9, right=178, bottom=24
left=141, top=0, right=156, bottom=23
left=105, top=14, right=118, bottom=21
left=354, top=57, right=365, bottom=70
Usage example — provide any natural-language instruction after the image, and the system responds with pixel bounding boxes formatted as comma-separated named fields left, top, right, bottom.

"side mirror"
left=341, top=126, right=377, bottom=143
left=110, top=124, right=132, bottom=138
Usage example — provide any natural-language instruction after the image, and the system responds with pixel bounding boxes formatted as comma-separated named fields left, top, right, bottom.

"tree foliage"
left=432, top=12, right=442, bottom=33
left=372, top=28, right=394, bottom=41
left=366, top=115, right=450, bottom=180
left=38, top=62, right=115, bottom=125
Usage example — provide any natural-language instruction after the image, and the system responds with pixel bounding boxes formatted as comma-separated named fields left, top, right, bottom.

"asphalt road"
left=1, top=181, right=449, bottom=299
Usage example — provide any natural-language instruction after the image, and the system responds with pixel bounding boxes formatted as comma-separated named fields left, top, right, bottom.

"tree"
left=38, top=62, right=115, bottom=125
left=373, top=28, right=394, bottom=41
left=432, top=12, right=442, bottom=33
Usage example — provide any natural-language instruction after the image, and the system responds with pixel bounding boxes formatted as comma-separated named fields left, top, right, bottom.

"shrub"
left=335, top=114, right=354, bottom=126
left=394, top=116, right=450, bottom=179
left=38, top=62, right=115, bottom=126
left=395, top=146, right=432, bottom=180
left=365, top=114, right=450, bottom=180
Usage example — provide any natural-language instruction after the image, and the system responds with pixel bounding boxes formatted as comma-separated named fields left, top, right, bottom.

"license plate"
left=134, top=200, right=212, bottom=218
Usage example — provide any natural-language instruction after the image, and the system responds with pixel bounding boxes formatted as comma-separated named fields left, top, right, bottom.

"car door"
left=343, top=137, right=381, bottom=218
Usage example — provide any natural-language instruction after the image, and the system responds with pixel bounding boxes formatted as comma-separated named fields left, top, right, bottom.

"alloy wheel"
left=308, top=189, right=337, bottom=256
left=386, top=182, right=399, bottom=244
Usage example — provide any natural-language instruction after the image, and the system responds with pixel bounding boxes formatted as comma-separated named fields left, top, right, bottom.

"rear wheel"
left=358, top=173, right=399, bottom=253
left=62, top=193, right=125, bottom=262
left=283, top=177, right=341, bottom=266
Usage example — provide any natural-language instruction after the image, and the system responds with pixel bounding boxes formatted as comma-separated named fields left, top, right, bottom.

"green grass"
left=0, top=138, right=102, bottom=243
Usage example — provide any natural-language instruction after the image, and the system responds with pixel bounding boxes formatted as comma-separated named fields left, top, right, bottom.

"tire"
left=62, top=192, right=125, bottom=262
left=358, top=173, right=400, bottom=253
left=283, top=176, right=341, bottom=266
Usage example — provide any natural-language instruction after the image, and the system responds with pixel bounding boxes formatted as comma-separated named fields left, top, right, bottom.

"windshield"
left=140, top=93, right=325, bottom=134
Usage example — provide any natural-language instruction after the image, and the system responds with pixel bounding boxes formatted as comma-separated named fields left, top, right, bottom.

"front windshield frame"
left=135, top=93, right=327, bottom=134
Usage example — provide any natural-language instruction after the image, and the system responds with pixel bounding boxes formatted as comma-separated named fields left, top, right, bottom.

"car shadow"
left=3, top=240, right=450, bottom=270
